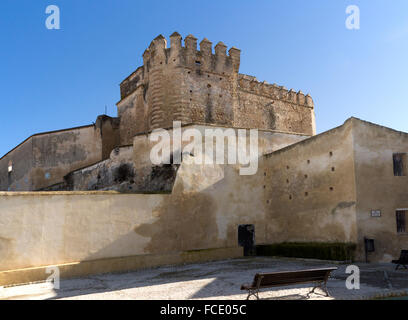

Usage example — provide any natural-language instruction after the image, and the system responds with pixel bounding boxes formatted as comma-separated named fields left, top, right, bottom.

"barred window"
left=396, top=210, right=406, bottom=233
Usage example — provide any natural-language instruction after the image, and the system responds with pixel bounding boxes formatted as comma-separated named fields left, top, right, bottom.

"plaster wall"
left=261, top=120, right=358, bottom=245
left=352, top=119, right=408, bottom=262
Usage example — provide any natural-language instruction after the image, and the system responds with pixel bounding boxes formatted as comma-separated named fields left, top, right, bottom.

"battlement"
left=237, top=74, right=314, bottom=108
left=120, top=32, right=241, bottom=100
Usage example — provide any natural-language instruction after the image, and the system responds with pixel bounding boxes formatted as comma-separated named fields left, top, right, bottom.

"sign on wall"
left=371, top=210, right=381, bottom=217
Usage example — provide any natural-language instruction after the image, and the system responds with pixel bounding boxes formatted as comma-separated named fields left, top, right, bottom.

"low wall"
left=0, top=191, right=243, bottom=285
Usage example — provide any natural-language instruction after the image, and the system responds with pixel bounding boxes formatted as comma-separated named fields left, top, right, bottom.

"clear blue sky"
left=1, top=0, right=408, bottom=156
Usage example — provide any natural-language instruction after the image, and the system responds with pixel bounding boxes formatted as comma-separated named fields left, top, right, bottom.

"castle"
left=0, top=33, right=315, bottom=192
left=0, top=33, right=407, bottom=286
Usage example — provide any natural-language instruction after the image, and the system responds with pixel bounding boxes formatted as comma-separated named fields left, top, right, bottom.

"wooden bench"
left=392, top=250, right=408, bottom=270
left=241, top=267, right=337, bottom=300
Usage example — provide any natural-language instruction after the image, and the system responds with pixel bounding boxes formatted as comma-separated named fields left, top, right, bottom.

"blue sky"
left=1, top=0, right=408, bottom=156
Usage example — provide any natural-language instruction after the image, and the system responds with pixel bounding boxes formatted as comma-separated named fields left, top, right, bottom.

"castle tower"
left=116, top=32, right=315, bottom=145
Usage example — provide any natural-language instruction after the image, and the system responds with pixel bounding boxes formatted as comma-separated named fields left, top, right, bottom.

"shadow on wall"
left=42, top=165, right=250, bottom=298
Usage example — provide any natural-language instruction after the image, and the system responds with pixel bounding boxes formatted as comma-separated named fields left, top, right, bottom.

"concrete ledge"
left=0, top=247, right=243, bottom=287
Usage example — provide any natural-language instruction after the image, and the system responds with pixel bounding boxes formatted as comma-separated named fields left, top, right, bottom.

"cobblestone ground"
left=1, top=257, right=408, bottom=300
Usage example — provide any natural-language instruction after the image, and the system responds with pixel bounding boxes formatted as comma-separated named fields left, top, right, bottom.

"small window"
left=8, top=161, right=12, bottom=173
left=396, top=210, right=406, bottom=233
left=195, top=61, right=201, bottom=66
left=393, top=153, right=407, bottom=176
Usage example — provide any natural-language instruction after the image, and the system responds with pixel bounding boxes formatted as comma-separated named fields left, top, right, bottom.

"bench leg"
left=306, top=285, right=318, bottom=299
left=246, top=289, right=259, bottom=300
left=307, top=282, right=330, bottom=298
left=321, top=282, right=330, bottom=297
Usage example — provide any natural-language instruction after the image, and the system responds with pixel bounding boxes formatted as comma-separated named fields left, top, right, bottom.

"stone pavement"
left=1, top=257, right=407, bottom=300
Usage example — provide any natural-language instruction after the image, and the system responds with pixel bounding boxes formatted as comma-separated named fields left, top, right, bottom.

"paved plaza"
left=1, top=257, right=408, bottom=300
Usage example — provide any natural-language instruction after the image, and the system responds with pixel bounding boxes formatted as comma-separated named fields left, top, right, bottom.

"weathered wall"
left=0, top=192, right=166, bottom=271
left=261, top=119, right=358, bottom=245
left=66, top=145, right=135, bottom=192
left=131, top=124, right=309, bottom=193
left=1, top=116, right=121, bottom=192
left=117, top=33, right=316, bottom=146
left=117, top=82, right=147, bottom=145
left=0, top=126, right=307, bottom=274
left=0, top=125, right=102, bottom=192
left=237, top=74, right=315, bottom=135
left=0, top=165, right=260, bottom=272
left=0, top=139, right=33, bottom=191
left=95, top=115, right=121, bottom=160
left=351, top=118, right=408, bottom=262
left=30, top=126, right=103, bottom=190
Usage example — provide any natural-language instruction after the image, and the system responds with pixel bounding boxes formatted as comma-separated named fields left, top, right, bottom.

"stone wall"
left=236, top=74, right=315, bottom=135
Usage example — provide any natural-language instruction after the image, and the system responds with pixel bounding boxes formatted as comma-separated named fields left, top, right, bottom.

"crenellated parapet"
left=146, top=33, right=240, bottom=73
left=119, top=32, right=241, bottom=100
left=237, top=74, right=314, bottom=108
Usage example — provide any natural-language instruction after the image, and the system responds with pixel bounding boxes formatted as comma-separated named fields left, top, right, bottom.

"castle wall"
left=0, top=156, right=263, bottom=283
left=131, top=124, right=309, bottom=194
left=351, top=119, right=408, bottom=262
left=96, top=115, right=121, bottom=160
left=117, top=74, right=147, bottom=145
left=0, top=130, right=293, bottom=283
left=236, top=75, right=315, bottom=135
left=261, top=119, right=358, bottom=245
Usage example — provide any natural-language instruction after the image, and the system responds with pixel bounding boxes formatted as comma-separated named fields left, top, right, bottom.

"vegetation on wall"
left=256, top=242, right=357, bottom=261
